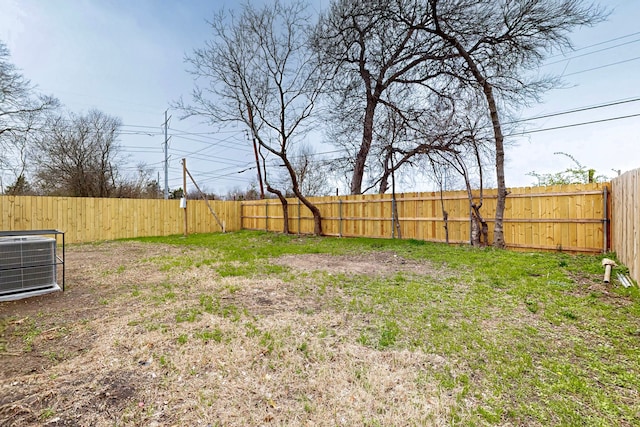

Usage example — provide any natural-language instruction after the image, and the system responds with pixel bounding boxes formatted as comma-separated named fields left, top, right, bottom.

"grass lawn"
left=1, top=230, right=638, bottom=426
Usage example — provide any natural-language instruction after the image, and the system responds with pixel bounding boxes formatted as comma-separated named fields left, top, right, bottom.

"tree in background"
left=429, top=123, right=494, bottom=246
left=4, top=174, right=34, bottom=195
left=2, top=125, right=33, bottom=195
left=423, top=0, right=607, bottom=248
left=528, top=152, right=608, bottom=186
left=113, top=163, right=164, bottom=199
left=179, top=0, right=328, bottom=235
left=276, top=143, right=332, bottom=197
left=224, top=184, right=261, bottom=201
left=315, top=0, right=605, bottom=248
left=367, top=89, right=467, bottom=195
left=30, top=109, right=123, bottom=197
left=313, top=0, right=448, bottom=195
left=0, top=41, right=58, bottom=186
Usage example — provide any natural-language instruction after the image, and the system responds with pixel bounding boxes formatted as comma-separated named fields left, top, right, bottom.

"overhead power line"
left=546, top=30, right=640, bottom=59
left=563, top=56, right=640, bottom=77
left=120, top=148, right=163, bottom=153
left=121, top=124, right=162, bottom=130
left=543, top=37, right=640, bottom=66
left=168, top=147, right=249, bottom=165
left=511, top=96, right=640, bottom=124
left=170, top=134, right=249, bottom=153
left=168, top=127, right=241, bottom=136
left=509, top=112, right=640, bottom=136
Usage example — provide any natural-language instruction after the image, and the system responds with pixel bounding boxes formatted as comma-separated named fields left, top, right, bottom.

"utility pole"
left=163, top=110, right=171, bottom=199
left=182, top=158, right=188, bottom=237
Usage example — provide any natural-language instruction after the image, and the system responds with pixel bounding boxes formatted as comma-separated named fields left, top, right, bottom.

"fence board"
left=0, top=196, right=241, bottom=244
left=241, top=183, right=609, bottom=253
left=0, top=181, right=620, bottom=258
left=612, top=169, right=640, bottom=283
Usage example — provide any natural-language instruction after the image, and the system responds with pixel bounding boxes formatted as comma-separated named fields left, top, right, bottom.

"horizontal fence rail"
left=0, top=196, right=242, bottom=244
left=241, top=183, right=610, bottom=254
left=0, top=181, right=627, bottom=264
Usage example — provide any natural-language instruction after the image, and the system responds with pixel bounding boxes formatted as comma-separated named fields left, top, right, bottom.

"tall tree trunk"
left=483, top=84, right=507, bottom=249
left=433, top=28, right=507, bottom=248
left=378, top=147, right=394, bottom=194
left=378, top=173, right=389, bottom=194
left=260, top=150, right=289, bottom=234
left=391, top=152, right=401, bottom=239
left=462, top=175, right=480, bottom=246
left=282, top=157, right=323, bottom=236
left=266, top=184, right=289, bottom=234
left=471, top=204, right=488, bottom=247
left=292, top=187, right=322, bottom=236
left=439, top=188, right=449, bottom=244
left=351, top=99, right=377, bottom=195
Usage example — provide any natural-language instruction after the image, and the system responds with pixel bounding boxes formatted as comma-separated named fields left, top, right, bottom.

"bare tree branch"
left=178, top=0, right=329, bottom=235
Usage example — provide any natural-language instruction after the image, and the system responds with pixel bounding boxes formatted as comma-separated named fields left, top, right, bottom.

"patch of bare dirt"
left=272, top=251, right=443, bottom=277
left=565, top=270, right=633, bottom=307
left=224, top=277, right=315, bottom=316
left=0, top=242, right=188, bottom=379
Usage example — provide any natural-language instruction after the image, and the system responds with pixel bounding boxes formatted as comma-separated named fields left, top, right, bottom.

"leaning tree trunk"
left=471, top=204, right=489, bottom=247
left=351, top=79, right=383, bottom=195
left=439, top=190, right=449, bottom=244
left=293, top=189, right=322, bottom=236
left=283, top=159, right=323, bottom=236
left=266, top=184, right=289, bottom=234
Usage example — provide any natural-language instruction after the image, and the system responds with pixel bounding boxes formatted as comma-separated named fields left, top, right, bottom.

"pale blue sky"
left=507, top=0, right=640, bottom=185
left=1, top=0, right=638, bottom=194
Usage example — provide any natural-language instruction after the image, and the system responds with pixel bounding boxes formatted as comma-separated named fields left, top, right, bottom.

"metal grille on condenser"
left=0, top=237, right=57, bottom=296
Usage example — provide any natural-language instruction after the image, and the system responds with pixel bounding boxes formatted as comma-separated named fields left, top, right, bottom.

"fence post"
left=391, top=197, right=396, bottom=239
left=603, top=185, right=609, bottom=253
left=339, top=199, right=343, bottom=238
left=265, top=201, right=269, bottom=232
left=298, top=198, right=301, bottom=236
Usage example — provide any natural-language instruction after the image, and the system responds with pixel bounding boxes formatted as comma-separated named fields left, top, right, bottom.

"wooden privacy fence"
left=0, top=196, right=242, bottom=244
left=0, top=182, right=618, bottom=257
left=242, top=183, right=610, bottom=254
left=612, top=169, right=640, bottom=283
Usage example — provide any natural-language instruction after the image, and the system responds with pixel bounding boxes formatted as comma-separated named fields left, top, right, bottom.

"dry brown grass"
left=0, top=242, right=457, bottom=426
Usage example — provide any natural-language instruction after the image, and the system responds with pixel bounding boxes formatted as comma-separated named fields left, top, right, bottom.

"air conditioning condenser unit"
left=0, top=236, right=61, bottom=301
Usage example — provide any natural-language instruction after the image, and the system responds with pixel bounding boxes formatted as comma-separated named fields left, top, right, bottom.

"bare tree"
left=2, top=126, right=31, bottom=193
left=422, top=0, right=607, bottom=248
left=114, top=163, right=164, bottom=199
left=433, top=130, right=494, bottom=247
left=178, top=0, right=327, bottom=235
left=225, top=184, right=261, bottom=201
left=427, top=155, right=454, bottom=244
left=4, top=173, right=33, bottom=195
left=314, top=0, right=449, bottom=195
left=368, top=87, right=467, bottom=195
left=316, top=0, right=605, bottom=246
left=0, top=41, right=58, bottom=182
left=31, top=109, right=123, bottom=197
left=274, top=143, right=332, bottom=197
left=258, top=148, right=291, bottom=234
